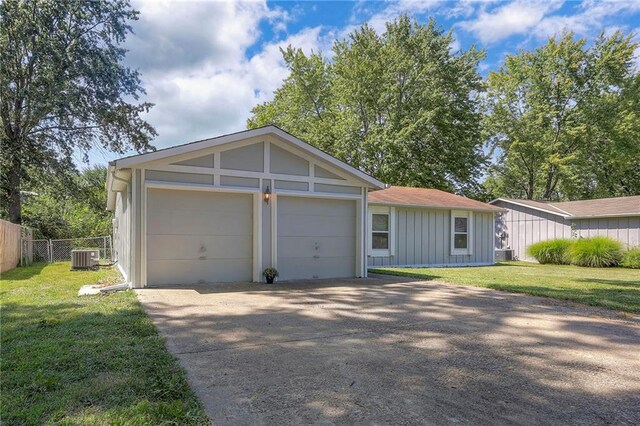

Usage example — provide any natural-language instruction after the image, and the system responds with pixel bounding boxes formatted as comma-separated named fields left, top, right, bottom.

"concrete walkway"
left=136, top=275, right=640, bottom=425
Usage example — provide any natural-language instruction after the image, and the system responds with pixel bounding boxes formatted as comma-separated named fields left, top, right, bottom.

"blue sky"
left=83, top=0, right=640, bottom=168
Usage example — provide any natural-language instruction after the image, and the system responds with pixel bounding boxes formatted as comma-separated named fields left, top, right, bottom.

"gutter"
left=106, top=166, right=131, bottom=211
left=368, top=201, right=507, bottom=213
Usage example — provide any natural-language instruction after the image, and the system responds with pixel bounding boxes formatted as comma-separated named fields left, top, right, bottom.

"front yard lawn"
left=1, top=263, right=208, bottom=425
left=370, top=261, right=640, bottom=313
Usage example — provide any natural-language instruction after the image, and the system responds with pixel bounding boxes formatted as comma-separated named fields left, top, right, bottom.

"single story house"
left=107, top=126, right=502, bottom=287
left=367, top=187, right=504, bottom=268
left=490, top=197, right=640, bottom=261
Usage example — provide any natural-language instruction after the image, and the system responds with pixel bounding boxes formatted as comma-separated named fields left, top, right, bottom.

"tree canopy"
left=21, top=165, right=112, bottom=239
left=483, top=31, right=640, bottom=200
left=249, top=16, right=486, bottom=195
left=0, top=0, right=156, bottom=224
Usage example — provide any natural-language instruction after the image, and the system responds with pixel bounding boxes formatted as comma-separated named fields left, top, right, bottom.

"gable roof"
left=109, top=125, right=384, bottom=189
left=491, top=196, right=640, bottom=219
left=368, top=186, right=504, bottom=212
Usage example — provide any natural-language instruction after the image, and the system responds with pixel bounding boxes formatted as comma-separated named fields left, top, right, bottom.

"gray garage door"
left=146, top=188, right=253, bottom=286
left=277, top=196, right=356, bottom=280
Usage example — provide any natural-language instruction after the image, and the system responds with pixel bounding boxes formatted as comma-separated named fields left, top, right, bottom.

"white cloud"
left=364, top=0, right=446, bottom=34
left=460, top=0, right=564, bottom=44
left=113, top=1, right=327, bottom=155
left=533, top=0, right=640, bottom=40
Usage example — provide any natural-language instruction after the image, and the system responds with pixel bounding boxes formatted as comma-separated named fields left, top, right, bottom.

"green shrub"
left=621, top=248, right=640, bottom=269
left=569, top=236, right=623, bottom=267
left=527, top=239, right=573, bottom=264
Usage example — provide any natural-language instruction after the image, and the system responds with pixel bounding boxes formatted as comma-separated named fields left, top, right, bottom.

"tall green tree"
left=484, top=31, right=640, bottom=200
left=21, top=165, right=112, bottom=239
left=0, top=0, right=156, bottom=224
left=249, top=16, right=486, bottom=194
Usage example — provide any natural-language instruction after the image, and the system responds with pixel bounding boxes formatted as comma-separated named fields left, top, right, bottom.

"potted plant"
left=262, top=267, right=279, bottom=284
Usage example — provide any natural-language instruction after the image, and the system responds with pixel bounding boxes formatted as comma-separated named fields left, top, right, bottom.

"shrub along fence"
left=0, top=220, right=32, bottom=274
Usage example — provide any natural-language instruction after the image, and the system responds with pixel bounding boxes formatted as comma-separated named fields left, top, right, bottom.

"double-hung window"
left=369, top=206, right=394, bottom=256
left=372, top=213, right=389, bottom=250
left=451, top=211, right=472, bottom=255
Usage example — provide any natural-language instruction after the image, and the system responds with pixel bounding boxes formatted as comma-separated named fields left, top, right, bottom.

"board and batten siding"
left=493, top=200, right=572, bottom=261
left=573, top=217, right=640, bottom=249
left=494, top=200, right=640, bottom=261
left=368, top=207, right=495, bottom=267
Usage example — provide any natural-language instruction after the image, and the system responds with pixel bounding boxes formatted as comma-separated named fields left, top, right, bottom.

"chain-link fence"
left=21, top=236, right=112, bottom=265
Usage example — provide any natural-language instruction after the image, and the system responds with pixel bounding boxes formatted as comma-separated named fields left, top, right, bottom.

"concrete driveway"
left=136, top=275, right=640, bottom=425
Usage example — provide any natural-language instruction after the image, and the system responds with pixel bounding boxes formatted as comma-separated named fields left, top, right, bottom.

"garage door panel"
left=278, top=196, right=355, bottom=217
left=148, top=210, right=251, bottom=237
left=147, top=188, right=253, bottom=285
left=148, top=189, right=252, bottom=212
left=277, top=196, right=357, bottom=281
left=147, top=259, right=252, bottom=286
left=147, top=235, right=252, bottom=260
left=278, top=236, right=355, bottom=258
left=278, top=214, right=356, bottom=237
left=278, top=257, right=356, bottom=280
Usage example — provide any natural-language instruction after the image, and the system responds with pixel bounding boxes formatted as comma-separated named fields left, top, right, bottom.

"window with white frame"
left=451, top=211, right=472, bottom=255
left=372, top=213, right=389, bottom=250
left=369, top=206, right=394, bottom=256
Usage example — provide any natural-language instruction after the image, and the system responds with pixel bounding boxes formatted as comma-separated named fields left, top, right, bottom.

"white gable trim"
left=112, top=126, right=384, bottom=189
left=489, top=198, right=570, bottom=218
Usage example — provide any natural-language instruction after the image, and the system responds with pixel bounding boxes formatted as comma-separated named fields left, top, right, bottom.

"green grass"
left=370, top=261, right=640, bottom=313
left=1, top=263, right=208, bottom=425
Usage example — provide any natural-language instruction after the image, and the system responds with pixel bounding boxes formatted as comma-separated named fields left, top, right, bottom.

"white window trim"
left=368, top=206, right=395, bottom=257
left=451, top=210, right=473, bottom=256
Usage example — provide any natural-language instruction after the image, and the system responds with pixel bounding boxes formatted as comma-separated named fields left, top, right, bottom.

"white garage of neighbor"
left=107, top=126, right=384, bottom=288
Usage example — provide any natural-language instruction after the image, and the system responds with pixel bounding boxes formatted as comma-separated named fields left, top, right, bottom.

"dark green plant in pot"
left=527, top=239, right=573, bottom=264
left=621, top=248, right=640, bottom=269
left=262, top=267, right=279, bottom=284
left=569, top=236, right=623, bottom=267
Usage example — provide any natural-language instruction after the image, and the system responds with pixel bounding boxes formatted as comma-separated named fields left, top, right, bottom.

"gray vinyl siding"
left=314, top=183, right=361, bottom=194
left=146, top=170, right=213, bottom=185
left=573, top=217, right=640, bottom=249
left=133, top=169, right=142, bottom=286
left=219, top=175, right=260, bottom=188
left=494, top=200, right=640, bottom=261
left=368, top=208, right=495, bottom=267
left=113, top=190, right=131, bottom=282
left=220, top=142, right=264, bottom=172
left=171, top=153, right=214, bottom=168
left=274, top=180, right=308, bottom=191
left=314, top=165, right=344, bottom=180
left=270, top=144, right=309, bottom=176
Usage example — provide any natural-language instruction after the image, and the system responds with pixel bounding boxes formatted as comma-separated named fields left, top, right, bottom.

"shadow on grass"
left=575, top=278, right=640, bottom=287
left=1, top=262, right=47, bottom=281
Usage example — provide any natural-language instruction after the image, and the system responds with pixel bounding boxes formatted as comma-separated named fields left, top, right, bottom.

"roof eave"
left=489, top=198, right=570, bottom=218
left=368, top=201, right=506, bottom=213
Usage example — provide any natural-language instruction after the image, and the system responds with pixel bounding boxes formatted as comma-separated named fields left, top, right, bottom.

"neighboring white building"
left=490, top=197, right=640, bottom=261
left=106, top=126, right=503, bottom=288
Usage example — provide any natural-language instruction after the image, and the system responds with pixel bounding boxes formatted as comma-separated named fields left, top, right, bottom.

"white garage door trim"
left=273, top=192, right=364, bottom=280
left=142, top=180, right=262, bottom=286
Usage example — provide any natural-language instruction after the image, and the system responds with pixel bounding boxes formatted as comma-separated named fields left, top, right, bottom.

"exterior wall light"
left=264, top=185, right=271, bottom=205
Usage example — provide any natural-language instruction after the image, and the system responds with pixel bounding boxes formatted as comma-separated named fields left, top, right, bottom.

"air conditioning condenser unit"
left=71, top=249, right=100, bottom=270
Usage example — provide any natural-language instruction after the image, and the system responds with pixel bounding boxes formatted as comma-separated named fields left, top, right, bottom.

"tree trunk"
left=7, top=157, right=22, bottom=224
